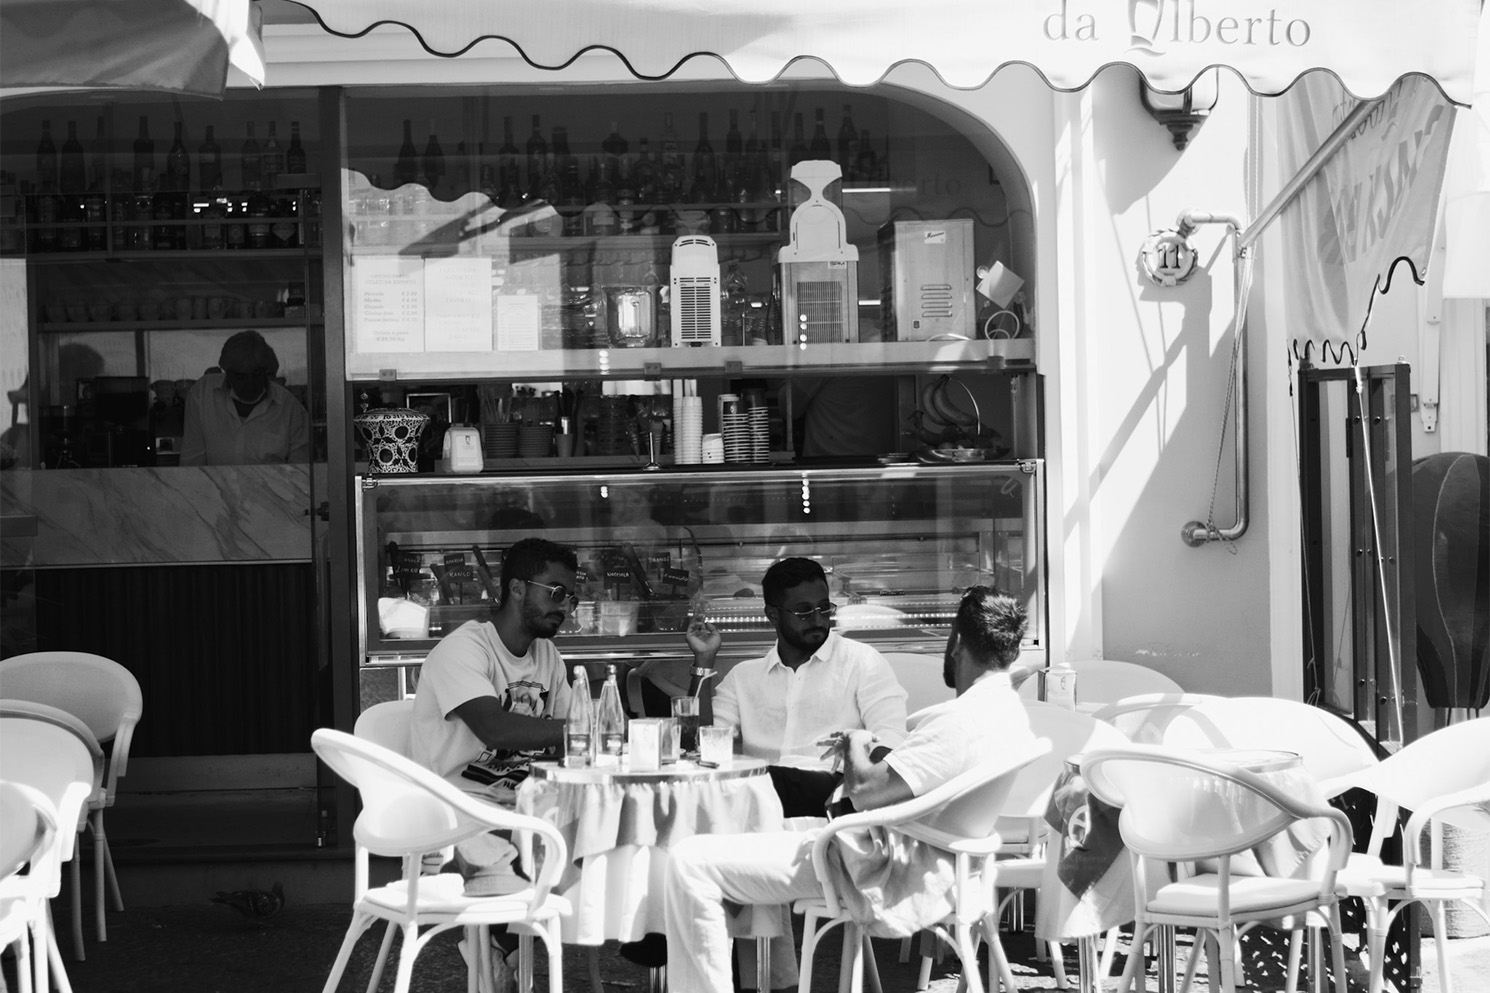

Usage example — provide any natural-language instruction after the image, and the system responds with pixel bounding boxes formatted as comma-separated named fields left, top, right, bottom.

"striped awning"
left=286, top=0, right=1481, bottom=104
left=0, top=0, right=265, bottom=97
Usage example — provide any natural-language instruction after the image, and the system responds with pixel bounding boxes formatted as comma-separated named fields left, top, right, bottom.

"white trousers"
left=663, top=829, right=824, bottom=993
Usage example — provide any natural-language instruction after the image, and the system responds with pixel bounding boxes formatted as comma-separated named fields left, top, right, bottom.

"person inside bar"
left=662, top=587, right=1036, bottom=993
left=180, top=330, right=310, bottom=466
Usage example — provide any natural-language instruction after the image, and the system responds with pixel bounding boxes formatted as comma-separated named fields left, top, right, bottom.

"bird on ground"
left=211, top=881, right=285, bottom=920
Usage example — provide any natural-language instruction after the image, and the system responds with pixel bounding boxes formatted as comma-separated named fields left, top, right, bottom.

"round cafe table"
left=515, top=755, right=788, bottom=947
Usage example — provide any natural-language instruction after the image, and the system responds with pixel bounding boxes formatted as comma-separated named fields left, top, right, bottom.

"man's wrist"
left=690, top=666, right=716, bottom=677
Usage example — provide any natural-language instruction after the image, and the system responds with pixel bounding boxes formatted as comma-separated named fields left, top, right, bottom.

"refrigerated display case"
left=356, top=460, right=1044, bottom=703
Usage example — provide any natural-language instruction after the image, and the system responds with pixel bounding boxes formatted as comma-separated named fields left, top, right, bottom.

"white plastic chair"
left=1090, top=693, right=1225, bottom=744
left=311, top=728, right=570, bottom=993
left=354, top=698, right=417, bottom=756
left=0, top=651, right=143, bottom=945
left=0, top=780, right=61, bottom=993
left=1081, top=745, right=1353, bottom=993
left=0, top=708, right=99, bottom=993
left=881, top=653, right=954, bottom=727
left=794, top=737, right=1053, bottom=993
left=1331, top=718, right=1490, bottom=993
left=1019, top=660, right=1184, bottom=707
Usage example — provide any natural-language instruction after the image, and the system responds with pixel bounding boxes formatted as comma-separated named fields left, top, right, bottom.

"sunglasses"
left=523, top=579, right=580, bottom=608
left=780, top=602, right=837, bottom=622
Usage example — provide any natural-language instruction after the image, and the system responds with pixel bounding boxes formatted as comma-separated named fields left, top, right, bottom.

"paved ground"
left=11, top=898, right=1489, bottom=993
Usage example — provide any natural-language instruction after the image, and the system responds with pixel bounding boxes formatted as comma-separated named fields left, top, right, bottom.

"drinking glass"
left=670, top=696, right=701, bottom=754
left=698, top=725, right=733, bottom=766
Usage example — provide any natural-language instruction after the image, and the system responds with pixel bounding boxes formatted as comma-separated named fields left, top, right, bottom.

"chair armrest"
left=1401, top=784, right=1490, bottom=868
left=445, top=787, right=571, bottom=913
left=103, top=715, right=140, bottom=803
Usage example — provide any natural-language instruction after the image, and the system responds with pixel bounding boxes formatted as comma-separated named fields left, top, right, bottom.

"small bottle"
left=564, top=665, right=594, bottom=768
left=198, top=125, right=223, bottom=191
left=524, top=114, right=547, bottom=199
left=262, top=121, right=284, bottom=189
left=602, top=120, right=628, bottom=185
left=837, top=104, right=859, bottom=179
left=692, top=112, right=716, bottom=196
left=394, top=119, right=419, bottom=186
left=787, top=112, right=808, bottom=167
left=60, top=121, right=86, bottom=194
left=165, top=121, right=190, bottom=193
left=421, top=119, right=445, bottom=192
left=285, top=121, right=308, bottom=175
left=496, top=116, right=522, bottom=204
left=132, top=116, right=155, bottom=192
left=594, top=664, right=626, bottom=768
left=240, top=121, right=261, bottom=190
left=809, top=108, right=832, bottom=160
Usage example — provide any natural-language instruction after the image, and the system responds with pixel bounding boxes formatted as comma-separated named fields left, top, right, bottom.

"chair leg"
left=89, top=812, right=106, bottom=943
left=796, top=910, right=828, bottom=993
left=44, top=919, right=72, bottom=993
left=1365, top=900, right=1390, bottom=993
left=1428, top=902, right=1453, bottom=993
left=1097, top=927, right=1121, bottom=986
left=863, top=934, right=884, bottom=993
left=1215, top=927, right=1239, bottom=993
left=317, top=912, right=373, bottom=993
left=899, top=935, right=913, bottom=963
left=363, top=921, right=397, bottom=993
left=66, top=855, right=83, bottom=962
left=952, top=922, right=985, bottom=993
left=587, top=945, right=604, bottom=993
left=545, top=919, right=565, bottom=993
left=101, top=826, right=123, bottom=913
left=1115, top=922, right=1149, bottom=993
left=842, top=925, right=866, bottom=993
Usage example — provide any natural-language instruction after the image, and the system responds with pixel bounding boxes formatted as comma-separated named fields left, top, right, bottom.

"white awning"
left=0, top=0, right=266, bottom=97
left=286, top=0, right=1481, bottom=104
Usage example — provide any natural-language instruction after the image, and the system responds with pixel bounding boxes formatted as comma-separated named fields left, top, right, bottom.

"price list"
left=354, top=256, right=425, bottom=353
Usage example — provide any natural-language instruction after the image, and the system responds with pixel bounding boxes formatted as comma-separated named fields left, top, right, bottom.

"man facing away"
left=662, top=587, right=1036, bottom=993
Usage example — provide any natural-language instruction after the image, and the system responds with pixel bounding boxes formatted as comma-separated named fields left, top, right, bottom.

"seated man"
left=662, top=587, right=1036, bottom=993
left=697, top=556, right=909, bottom=819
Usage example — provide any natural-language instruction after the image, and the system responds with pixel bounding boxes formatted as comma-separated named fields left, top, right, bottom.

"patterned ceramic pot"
left=355, top=407, right=429, bottom=474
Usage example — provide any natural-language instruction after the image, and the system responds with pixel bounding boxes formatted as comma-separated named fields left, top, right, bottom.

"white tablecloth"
left=516, top=758, right=787, bottom=945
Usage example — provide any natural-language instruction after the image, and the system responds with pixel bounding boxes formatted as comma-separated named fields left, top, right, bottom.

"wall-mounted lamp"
left=1139, top=68, right=1221, bottom=150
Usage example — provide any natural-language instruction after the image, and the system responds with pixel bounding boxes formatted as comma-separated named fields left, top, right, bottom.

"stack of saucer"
left=517, top=423, right=554, bottom=458
left=674, top=396, right=703, bottom=464
left=701, top=432, right=725, bottom=464
left=482, top=422, right=518, bottom=458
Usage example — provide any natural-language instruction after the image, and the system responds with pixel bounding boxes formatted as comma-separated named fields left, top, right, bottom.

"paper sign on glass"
left=424, top=257, right=494, bottom=352
left=354, top=256, right=425, bottom=353
left=495, top=294, right=541, bottom=351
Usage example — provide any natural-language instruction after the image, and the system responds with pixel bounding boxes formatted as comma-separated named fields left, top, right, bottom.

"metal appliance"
left=778, top=161, right=859, bottom=345
left=878, top=219, right=976, bottom=341
left=670, top=236, right=721, bottom=346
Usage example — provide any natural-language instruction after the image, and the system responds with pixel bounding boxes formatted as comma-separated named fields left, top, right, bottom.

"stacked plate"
left=674, top=396, right=703, bottom=464
left=596, top=396, right=633, bottom=456
left=483, top=422, right=519, bottom=458
left=517, top=424, right=554, bottom=458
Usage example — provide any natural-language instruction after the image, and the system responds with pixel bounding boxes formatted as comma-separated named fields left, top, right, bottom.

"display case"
left=356, top=460, right=1045, bottom=701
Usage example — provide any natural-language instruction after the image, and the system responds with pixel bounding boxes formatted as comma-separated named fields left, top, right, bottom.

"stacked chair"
left=0, top=780, right=61, bottom=993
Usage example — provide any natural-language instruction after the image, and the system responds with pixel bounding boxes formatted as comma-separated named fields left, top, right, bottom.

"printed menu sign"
left=354, top=256, right=424, bottom=353
left=495, top=293, right=541, bottom=351
left=425, top=257, right=494, bottom=352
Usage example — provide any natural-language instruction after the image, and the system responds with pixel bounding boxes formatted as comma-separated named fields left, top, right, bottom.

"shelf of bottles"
left=2, top=115, right=322, bottom=260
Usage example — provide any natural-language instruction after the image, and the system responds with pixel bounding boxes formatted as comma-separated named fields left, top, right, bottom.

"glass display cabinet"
left=356, top=460, right=1044, bottom=702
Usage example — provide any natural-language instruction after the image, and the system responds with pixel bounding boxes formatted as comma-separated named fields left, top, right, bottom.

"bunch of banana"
left=912, top=375, right=981, bottom=448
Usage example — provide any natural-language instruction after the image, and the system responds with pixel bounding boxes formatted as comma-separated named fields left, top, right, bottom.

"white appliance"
left=670, top=235, right=722, bottom=346
left=778, top=161, right=859, bottom=345
left=878, top=219, right=976, bottom=340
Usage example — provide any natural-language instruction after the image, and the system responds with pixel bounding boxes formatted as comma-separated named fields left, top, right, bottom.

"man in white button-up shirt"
left=706, top=557, right=909, bottom=816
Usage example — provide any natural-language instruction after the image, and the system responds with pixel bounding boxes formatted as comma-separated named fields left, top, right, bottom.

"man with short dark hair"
left=662, top=587, right=1036, bottom=993
left=181, top=330, right=309, bottom=466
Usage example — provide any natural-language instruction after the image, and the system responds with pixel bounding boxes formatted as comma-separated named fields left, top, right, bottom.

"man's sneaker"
left=457, top=936, right=518, bottom=993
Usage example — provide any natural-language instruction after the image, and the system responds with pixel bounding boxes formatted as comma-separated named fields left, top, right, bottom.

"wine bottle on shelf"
left=594, top=665, right=626, bottom=767
left=198, top=125, right=223, bottom=191
left=32, top=121, right=60, bottom=253
left=856, top=129, right=878, bottom=185
left=131, top=117, right=156, bottom=195
left=633, top=137, right=659, bottom=232
left=246, top=186, right=272, bottom=249
left=270, top=191, right=299, bottom=249
left=262, top=121, right=284, bottom=189
left=837, top=104, right=859, bottom=180
left=36, top=120, right=59, bottom=191
left=285, top=120, right=307, bottom=175
left=564, top=665, right=594, bottom=768
left=240, top=121, right=262, bottom=190
left=809, top=108, right=832, bottom=161
left=787, top=112, right=808, bottom=168
left=60, top=121, right=86, bottom=193
left=602, top=120, right=628, bottom=186
left=692, top=112, right=716, bottom=199
left=452, top=140, right=470, bottom=198
left=525, top=114, right=547, bottom=199
left=496, top=115, right=522, bottom=205
left=393, top=119, right=419, bottom=187
left=744, top=109, right=762, bottom=164
left=165, top=121, right=190, bottom=193
left=88, top=118, right=109, bottom=192
left=725, top=108, right=743, bottom=160
left=421, top=119, right=445, bottom=193
left=658, top=112, right=684, bottom=201
left=82, top=120, right=108, bottom=252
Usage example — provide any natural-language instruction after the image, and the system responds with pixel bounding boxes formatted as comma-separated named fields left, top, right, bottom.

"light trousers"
left=663, top=829, right=825, bottom=993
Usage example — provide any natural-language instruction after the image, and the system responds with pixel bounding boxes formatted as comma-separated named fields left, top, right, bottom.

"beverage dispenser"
left=777, top=161, right=859, bottom=345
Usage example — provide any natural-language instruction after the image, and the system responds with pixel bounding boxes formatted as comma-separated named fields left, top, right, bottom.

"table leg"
left=587, top=945, right=605, bottom=993
left=758, top=935, right=773, bottom=993
left=1077, top=935, right=1098, bottom=993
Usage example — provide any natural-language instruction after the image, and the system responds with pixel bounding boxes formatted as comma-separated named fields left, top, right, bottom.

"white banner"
left=1277, top=75, right=1456, bottom=363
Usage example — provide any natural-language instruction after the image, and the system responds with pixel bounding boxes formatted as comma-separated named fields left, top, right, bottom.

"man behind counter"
left=180, top=330, right=310, bottom=466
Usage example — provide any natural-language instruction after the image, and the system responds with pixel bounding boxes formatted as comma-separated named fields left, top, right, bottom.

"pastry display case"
left=356, top=461, right=1045, bottom=700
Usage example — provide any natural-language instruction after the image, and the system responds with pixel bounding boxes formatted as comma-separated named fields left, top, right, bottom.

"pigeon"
left=210, top=881, right=285, bottom=920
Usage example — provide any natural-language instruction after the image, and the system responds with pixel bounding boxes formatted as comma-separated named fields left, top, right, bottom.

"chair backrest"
left=353, top=699, right=416, bottom=757
left=0, top=780, right=58, bottom=882
left=1001, top=702, right=1130, bottom=820
left=0, top=710, right=98, bottom=866
left=1362, top=717, right=1490, bottom=837
left=1018, top=659, right=1184, bottom=706
left=897, top=737, right=1054, bottom=842
left=1090, top=692, right=1225, bottom=744
left=1081, top=745, right=1350, bottom=872
left=1161, top=697, right=1380, bottom=797
left=881, top=653, right=954, bottom=723
left=0, top=651, right=144, bottom=797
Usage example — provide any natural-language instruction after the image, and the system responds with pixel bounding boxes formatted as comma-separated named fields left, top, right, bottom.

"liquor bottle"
left=246, top=186, right=272, bottom=248
left=262, top=121, right=284, bottom=189
left=601, top=120, right=628, bottom=186
left=496, top=116, right=522, bottom=204
left=421, top=119, right=445, bottom=192
left=270, top=192, right=299, bottom=249
left=564, top=665, right=594, bottom=768
left=393, top=119, right=419, bottom=186
left=658, top=112, right=684, bottom=201
left=692, top=112, right=716, bottom=198
left=452, top=140, right=470, bottom=197
left=82, top=121, right=108, bottom=252
left=524, top=114, right=547, bottom=199
left=633, top=137, right=658, bottom=203
left=594, top=665, right=626, bottom=768
left=744, top=109, right=762, bottom=165
left=787, top=112, right=808, bottom=167
left=240, top=121, right=262, bottom=190
left=809, top=108, right=832, bottom=161
left=725, top=108, right=743, bottom=160
left=198, top=125, right=223, bottom=191
left=856, top=129, right=878, bottom=185
left=200, top=194, right=226, bottom=250
left=36, top=120, right=59, bottom=191
left=285, top=120, right=307, bottom=175
left=60, top=121, right=86, bottom=193
left=837, top=104, right=859, bottom=179
left=132, top=116, right=155, bottom=192
left=165, top=121, right=191, bottom=193
left=152, top=185, right=176, bottom=250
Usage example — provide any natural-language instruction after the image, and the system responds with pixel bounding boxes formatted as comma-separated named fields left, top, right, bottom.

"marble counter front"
left=0, top=464, right=321, bottom=567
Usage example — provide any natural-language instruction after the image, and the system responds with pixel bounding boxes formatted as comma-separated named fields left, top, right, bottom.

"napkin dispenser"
left=446, top=425, right=484, bottom=472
